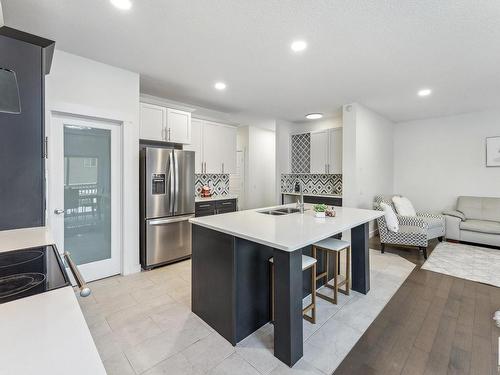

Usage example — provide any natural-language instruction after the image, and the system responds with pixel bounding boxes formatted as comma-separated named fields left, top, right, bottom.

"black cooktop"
left=0, top=245, right=70, bottom=304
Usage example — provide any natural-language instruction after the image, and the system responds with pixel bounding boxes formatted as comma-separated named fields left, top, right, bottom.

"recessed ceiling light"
left=306, top=113, right=323, bottom=120
left=291, top=40, right=307, bottom=52
left=214, top=82, right=226, bottom=90
left=110, top=0, right=132, bottom=10
left=418, top=88, right=432, bottom=97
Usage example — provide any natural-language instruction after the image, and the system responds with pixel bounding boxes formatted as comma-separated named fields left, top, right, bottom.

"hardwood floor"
left=334, top=238, right=500, bottom=375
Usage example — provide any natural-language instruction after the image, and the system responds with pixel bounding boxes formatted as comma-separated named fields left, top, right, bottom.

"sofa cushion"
left=481, top=197, right=500, bottom=222
left=392, top=196, right=416, bottom=216
left=460, top=219, right=500, bottom=235
left=457, top=196, right=483, bottom=220
left=457, top=196, right=500, bottom=222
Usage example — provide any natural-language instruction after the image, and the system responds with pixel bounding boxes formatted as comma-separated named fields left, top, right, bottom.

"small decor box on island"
left=313, top=204, right=336, bottom=218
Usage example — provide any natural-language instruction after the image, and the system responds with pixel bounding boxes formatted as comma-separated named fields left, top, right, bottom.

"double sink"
left=258, top=207, right=303, bottom=216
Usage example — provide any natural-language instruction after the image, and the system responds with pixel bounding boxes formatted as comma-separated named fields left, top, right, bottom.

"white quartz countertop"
left=0, top=226, right=106, bottom=374
left=0, top=286, right=106, bottom=375
left=195, top=194, right=238, bottom=202
left=0, top=226, right=55, bottom=253
left=190, top=204, right=383, bottom=251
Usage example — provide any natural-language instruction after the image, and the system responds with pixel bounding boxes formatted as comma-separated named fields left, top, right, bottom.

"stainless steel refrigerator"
left=140, top=147, right=195, bottom=269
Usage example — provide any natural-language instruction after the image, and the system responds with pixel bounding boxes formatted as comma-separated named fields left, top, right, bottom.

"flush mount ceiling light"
left=306, top=113, right=323, bottom=120
left=418, top=88, right=432, bottom=97
left=214, top=82, right=227, bottom=90
left=291, top=40, right=307, bottom=52
left=110, top=0, right=132, bottom=10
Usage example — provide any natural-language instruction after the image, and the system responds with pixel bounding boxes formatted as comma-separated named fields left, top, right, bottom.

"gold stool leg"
left=333, top=251, right=338, bottom=304
left=311, top=263, right=316, bottom=324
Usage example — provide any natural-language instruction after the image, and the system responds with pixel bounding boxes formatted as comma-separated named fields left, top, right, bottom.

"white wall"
left=243, top=126, right=276, bottom=209
left=46, top=50, right=141, bottom=275
left=394, top=110, right=500, bottom=212
left=342, top=103, right=395, bottom=235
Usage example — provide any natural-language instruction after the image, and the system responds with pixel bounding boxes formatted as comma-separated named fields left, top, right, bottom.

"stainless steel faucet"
left=295, top=180, right=304, bottom=213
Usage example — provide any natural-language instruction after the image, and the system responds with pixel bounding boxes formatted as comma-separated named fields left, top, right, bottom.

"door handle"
left=149, top=214, right=195, bottom=225
left=63, top=251, right=91, bottom=297
left=169, top=152, right=175, bottom=214
left=174, top=151, right=179, bottom=213
left=54, top=209, right=65, bottom=215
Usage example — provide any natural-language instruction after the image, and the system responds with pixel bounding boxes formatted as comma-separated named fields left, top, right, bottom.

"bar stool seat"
left=314, top=238, right=351, bottom=252
left=312, top=238, right=351, bottom=304
left=268, top=255, right=317, bottom=270
left=269, top=255, right=317, bottom=324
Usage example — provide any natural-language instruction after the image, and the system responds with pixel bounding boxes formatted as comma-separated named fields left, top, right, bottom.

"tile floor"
left=76, top=250, right=415, bottom=375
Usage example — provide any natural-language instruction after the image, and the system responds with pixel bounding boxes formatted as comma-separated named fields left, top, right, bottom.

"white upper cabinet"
left=292, top=128, right=343, bottom=174
left=328, top=128, right=343, bottom=174
left=139, top=102, right=191, bottom=144
left=203, top=121, right=224, bottom=174
left=310, top=130, right=329, bottom=174
left=191, top=120, right=237, bottom=174
left=218, top=124, right=237, bottom=174
left=140, top=103, right=166, bottom=141
left=184, top=118, right=203, bottom=173
left=166, top=108, right=191, bottom=144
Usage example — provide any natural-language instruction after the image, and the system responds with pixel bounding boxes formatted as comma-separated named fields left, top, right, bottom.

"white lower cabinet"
left=185, top=119, right=237, bottom=174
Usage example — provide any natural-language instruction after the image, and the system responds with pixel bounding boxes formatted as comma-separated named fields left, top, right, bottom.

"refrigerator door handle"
left=169, top=151, right=175, bottom=214
left=148, top=214, right=195, bottom=225
left=174, top=151, right=179, bottom=213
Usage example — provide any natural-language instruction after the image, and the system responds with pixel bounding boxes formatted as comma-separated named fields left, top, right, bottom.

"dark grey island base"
left=191, top=222, right=370, bottom=367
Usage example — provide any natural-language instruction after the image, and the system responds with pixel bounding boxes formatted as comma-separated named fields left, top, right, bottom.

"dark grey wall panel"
left=0, top=34, right=44, bottom=230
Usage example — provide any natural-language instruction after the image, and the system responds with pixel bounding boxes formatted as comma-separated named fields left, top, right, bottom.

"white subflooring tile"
left=77, top=250, right=414, bottom=374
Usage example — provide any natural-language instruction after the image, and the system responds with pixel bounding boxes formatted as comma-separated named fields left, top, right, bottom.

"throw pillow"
left=392, top=196, right=416, bottom=216
left=380, top=202, right=399, bottom=232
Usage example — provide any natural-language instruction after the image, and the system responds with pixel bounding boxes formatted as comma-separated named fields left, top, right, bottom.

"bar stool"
left=312, top=238, right=351, bottom=304
left=269, top=255, right=317, bottom=324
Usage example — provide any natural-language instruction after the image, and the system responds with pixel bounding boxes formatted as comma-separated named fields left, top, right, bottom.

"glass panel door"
left=64, top=126, right=112, bottom=266
left=49, top=115, right=121, bottom=282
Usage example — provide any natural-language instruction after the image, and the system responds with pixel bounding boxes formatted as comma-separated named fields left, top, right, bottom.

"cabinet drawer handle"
left=198, top=204, right=212, bottom=208
left=221, top=202, right=233, bottom=205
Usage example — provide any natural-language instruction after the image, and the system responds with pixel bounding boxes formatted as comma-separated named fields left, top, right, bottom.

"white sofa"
left=443, top=196, right=500, bottom=247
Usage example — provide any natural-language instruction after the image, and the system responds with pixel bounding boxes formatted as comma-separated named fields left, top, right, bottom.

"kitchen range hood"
left=0, top=67, right=21, bottom=114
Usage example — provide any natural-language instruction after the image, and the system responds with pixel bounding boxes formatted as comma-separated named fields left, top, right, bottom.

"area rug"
left=422, top=241, right=500, bottom=287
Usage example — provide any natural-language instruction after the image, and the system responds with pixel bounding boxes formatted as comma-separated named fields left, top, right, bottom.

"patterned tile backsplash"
left=281, top=174, right=342, bottom=196
left=195, top=174, right=230, bottom=196
left=291, top=133, right=310, bottom=173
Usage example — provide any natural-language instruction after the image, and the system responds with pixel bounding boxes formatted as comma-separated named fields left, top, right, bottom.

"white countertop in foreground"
left=0, top=286, right=106, bottom=375
left=0, top=226, right=54, bottom=253
left=0, top=226, right=106, bottom=375
left=195, top=194, right=238, bottom=202
left=190, top=204, right=383, bottom=251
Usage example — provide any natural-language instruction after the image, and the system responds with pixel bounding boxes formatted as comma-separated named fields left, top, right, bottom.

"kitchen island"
left=189, top=204, right=383, bottom=367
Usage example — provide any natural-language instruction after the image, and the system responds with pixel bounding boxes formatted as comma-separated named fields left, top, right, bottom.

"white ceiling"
left=3, top=0, right=500, bottom=123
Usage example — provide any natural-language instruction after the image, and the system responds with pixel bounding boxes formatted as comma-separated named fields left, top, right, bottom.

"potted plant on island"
left=313, top=204, right=328, bottom=218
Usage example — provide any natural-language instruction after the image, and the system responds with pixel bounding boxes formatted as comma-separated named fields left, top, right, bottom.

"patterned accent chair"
left=373, top=195, right=446, bottom=259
